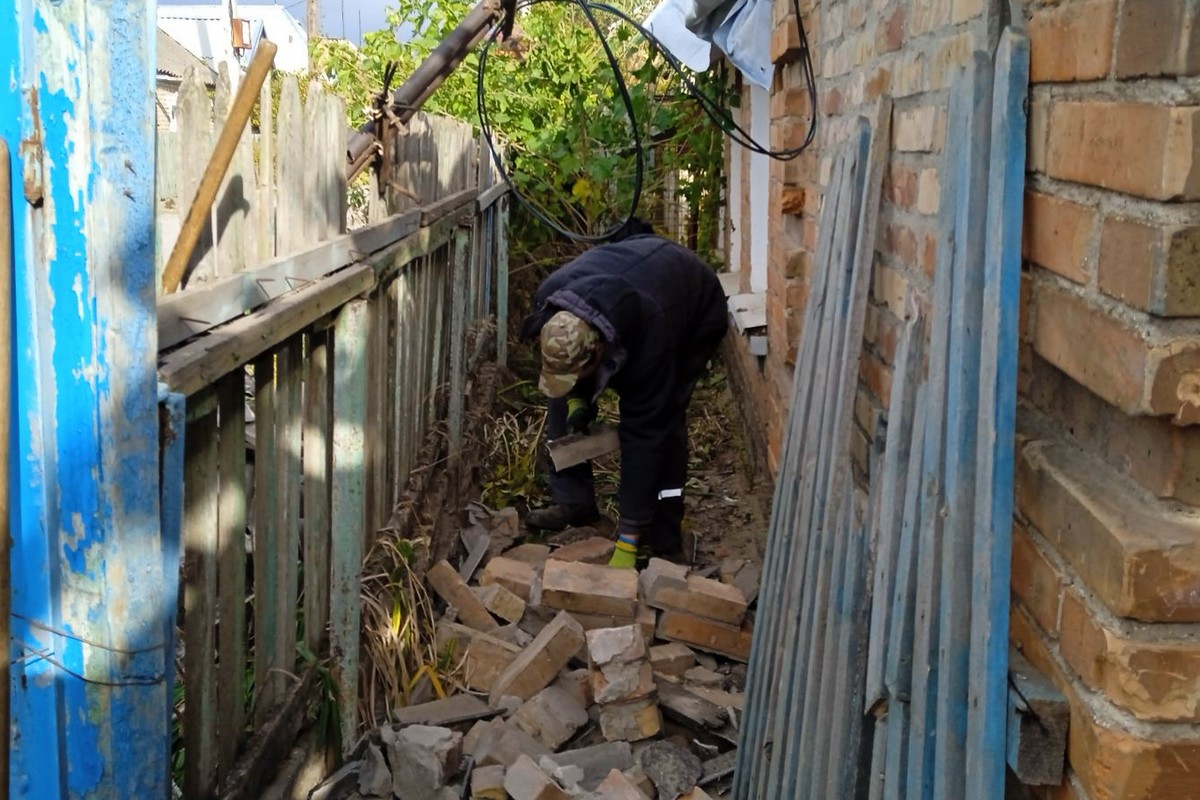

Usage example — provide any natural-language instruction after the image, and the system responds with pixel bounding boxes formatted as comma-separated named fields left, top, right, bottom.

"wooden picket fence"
left=155, top=68, right=509, bottom=800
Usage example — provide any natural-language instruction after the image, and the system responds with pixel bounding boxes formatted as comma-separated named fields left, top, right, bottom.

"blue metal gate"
left=3, top=0, right=174, bottom=796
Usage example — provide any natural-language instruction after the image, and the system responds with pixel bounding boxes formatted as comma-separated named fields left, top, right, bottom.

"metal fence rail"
left=156, top=103, right=508, bottom=799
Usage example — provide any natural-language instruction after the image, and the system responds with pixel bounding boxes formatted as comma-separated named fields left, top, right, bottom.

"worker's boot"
left=524, top=503, right=601, bottom=531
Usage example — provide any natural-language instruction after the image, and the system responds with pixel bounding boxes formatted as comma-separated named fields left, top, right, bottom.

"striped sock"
left=609, top=532, right=639, bottom=568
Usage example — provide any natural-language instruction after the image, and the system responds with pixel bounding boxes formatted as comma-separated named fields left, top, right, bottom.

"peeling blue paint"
left=6, top=0, right=170, bottom=796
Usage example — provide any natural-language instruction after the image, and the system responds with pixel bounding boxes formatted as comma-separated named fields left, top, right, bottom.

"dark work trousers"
left=546, top=326, right=726, bottom=554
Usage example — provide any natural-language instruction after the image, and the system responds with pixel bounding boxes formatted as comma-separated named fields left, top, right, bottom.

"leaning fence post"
left=495, top=196, right=510, bottom=365
left=448, top=226, right=470, bottom=456
left=331, top=298, right=370, bottom=754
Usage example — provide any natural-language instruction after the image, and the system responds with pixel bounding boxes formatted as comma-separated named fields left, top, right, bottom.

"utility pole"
left=307, top=0, right=319, bottom=38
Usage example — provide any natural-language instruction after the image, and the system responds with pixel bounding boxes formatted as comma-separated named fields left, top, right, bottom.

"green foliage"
left=309, top=0, right=730, bottom=259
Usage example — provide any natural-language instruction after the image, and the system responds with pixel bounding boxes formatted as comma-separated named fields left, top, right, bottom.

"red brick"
left=771, top=17, right=802, bottom=64
left=860, top=351, right=894, bottom=410
left=1047, top=102, right=1200, bottom=201
left=1016, top=436, right=1200, bottom=622
left=1059, top=587, right=1200, bottom=723
left=885, top=164, right=919, bottom=211
left=1028, top=97, right=1050, bottom=174
left=876, top=6, right=905, bottom=54
left=920, top=232, right=936, bottom=278
left=771, top=87, right=813, bottom=119
left=1011, top=522, right=1066, bottom=637
left=1032, top=280, right=1200, bottom=421
left=894, top=106, right=939, bottom=152
left=781, top=188, right=806, bottom=215
left=1114, top=0, right=1198, bottom=78
left=822, top=86, right=844, bottom=116
left=428, top=560, right=500, bottom=632
left=916, top=169, right=939, bottom=215
left=865, top=66, right=891, bottom=100
left=1010, top=607, right=1200, bottom=800
left=656, top=610, right=753, bottom=662
left=1025, top=354, right=1200, bottom=505
left=541, top=560, right=639, bottom=618
left=884, top=223, right=919, bottom=268
left=1023, top=191, right=1096, bottom=284
left=1099, top=216, right=1200, bottom=317
left=1028, top=0, right=1117, bottom=82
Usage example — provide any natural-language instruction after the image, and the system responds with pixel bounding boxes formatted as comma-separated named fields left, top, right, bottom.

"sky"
left=158, top=0, right=394, bottom=45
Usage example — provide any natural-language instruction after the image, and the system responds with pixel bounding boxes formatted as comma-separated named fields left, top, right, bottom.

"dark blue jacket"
left=520, top=235, right=728, bottom=525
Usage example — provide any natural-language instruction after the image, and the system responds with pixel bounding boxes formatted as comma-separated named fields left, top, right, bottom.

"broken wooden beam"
left=1006, top=648, right=1069, bottom=786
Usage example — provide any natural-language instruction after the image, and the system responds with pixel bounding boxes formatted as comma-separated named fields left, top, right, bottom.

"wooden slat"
left=933, top=53, right=994, bottom=800
left=273, top=338, right=302, bottom=705
left=276, top=77, right=304, bottom=257
left=158, top=263, right=375, bottom=397
left=330, top=299, right=370, bottom=755
left=216, top=666, right=319, bottom=800
left=177, top=68, right=215, bottom=287
left=783, top=123, right=870, bottom=796
left=328, top=93, right=348, bottom=237
left=740, top=145, right=850, bottom=800
left=866, top=304, right=928, bottom=711
left=215, top=370, right=248, bottom=783
left=257, top=72, right=275, bottom=265
left=183, top=404, right=219, bottom=800
left=966, top=30, right=1030, bottom=800
left=905, top=70, right=964, bottom=798
left=253, top=351, right=281, bottom=724
left=303, top=330, right=332, bottom=653
left=158, top=210, right=420, bottom=349
left=495, top=197, right=510, bottom=365
left=304, top=81, right=325, bottom=248
left=447, top=228, right=470, bottom=454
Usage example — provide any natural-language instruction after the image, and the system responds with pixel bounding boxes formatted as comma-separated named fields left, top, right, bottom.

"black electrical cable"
left=476, top=0, right=818, bottom=242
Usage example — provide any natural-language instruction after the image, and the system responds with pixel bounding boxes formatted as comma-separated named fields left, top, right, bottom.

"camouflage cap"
left=539, top=310, right=599, bottom=397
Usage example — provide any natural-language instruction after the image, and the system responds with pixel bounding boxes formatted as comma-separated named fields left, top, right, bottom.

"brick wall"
left=721, top=0, right=1200, bottom=795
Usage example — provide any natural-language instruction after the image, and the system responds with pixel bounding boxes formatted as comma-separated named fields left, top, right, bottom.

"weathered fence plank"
left=331, top=299, right=370, bottom=755
left=253, top=350, right=281, bottom=724
left=276, top=77, right=304, bottom=257
left=216, top=370, right=248, bottom=783
left=183, top=404, right=220, bottom=800
left=304, top=330, right=332, bottom=653
left=178, top=69, right=215, bottom=286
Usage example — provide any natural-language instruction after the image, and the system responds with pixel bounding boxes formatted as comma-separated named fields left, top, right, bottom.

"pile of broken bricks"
left=311, top=537, right=760, bottom=800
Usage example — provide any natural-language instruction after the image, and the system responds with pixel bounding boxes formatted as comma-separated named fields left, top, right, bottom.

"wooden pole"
left=0, top=138, right=12, bottom=800
left=161, top=40, right=277, bottom=294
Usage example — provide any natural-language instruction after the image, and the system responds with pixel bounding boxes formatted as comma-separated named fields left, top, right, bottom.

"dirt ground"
left=479, top=358, right=772, bottom=572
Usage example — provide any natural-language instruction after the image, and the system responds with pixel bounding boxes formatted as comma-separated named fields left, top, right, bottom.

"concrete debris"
left=503, top=543, right=553, bottom=565
left=639, top=741, right=703, bottom=800
left=683, top=667, right=725, bottom=689
left=505, top=754, right=573, bottom=800
left=470, top=764, right=507, bottom=799
left=594, top=768, right=650, bottom=800
left=512, top=686, right=590, bottom=750
left=357, top=744, right=391, bottom=798
left=393, top=694, right=498, bottom=728
left=538, top=756, right=585, bottom=788
left=386, top=725, right=463, bottom=800
left=649, top=643, right=696, bottom=678
left=542, top=560, right=640, bottom=618
left=475, top=582, right=528, bottom=624
left=550, top=536, right=617, bottom=564
left=541, top=741, right=635, bottom=790
left=489, top=611, right=586, bottom=705
left=311, top=540, right=760, bottom=800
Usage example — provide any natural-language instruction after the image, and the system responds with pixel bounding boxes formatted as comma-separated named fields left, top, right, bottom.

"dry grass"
left=358, top=533, right=465, bottom=731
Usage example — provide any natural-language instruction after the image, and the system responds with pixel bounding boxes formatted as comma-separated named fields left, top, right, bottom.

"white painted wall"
left=748, top=83, right=770, bottom=293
